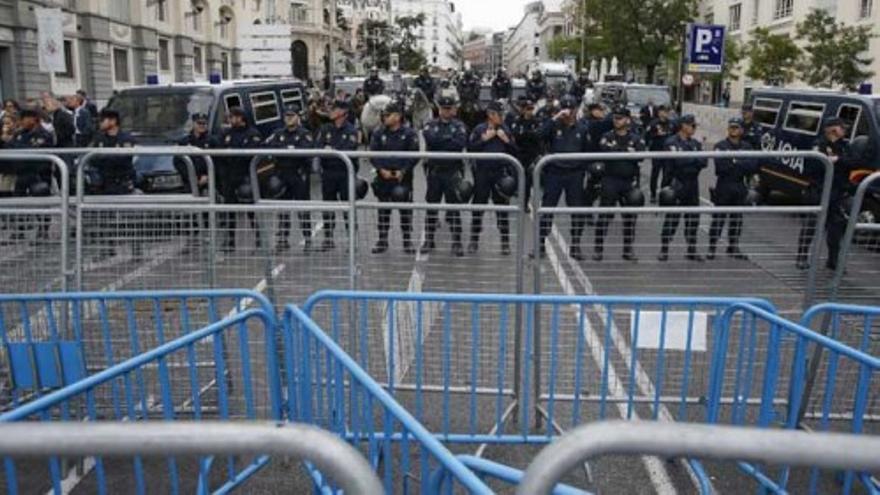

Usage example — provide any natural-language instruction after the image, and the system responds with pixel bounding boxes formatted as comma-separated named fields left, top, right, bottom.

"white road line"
left=550, top=225, right=715, bottom=494
left=545, top=230, right=677, bottom=494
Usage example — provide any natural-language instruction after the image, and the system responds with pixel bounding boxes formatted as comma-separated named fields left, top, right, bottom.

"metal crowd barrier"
left=0, top=154, right=71, bottom=293
left=0, top=422, right=383, bottom=495
left=0, top=307, right=279, bottom=494
left=515, top=421, right=880, bottom=495
left=829, top=171, right=880, bottom=304
left=532, top=150, right=835, bottom=314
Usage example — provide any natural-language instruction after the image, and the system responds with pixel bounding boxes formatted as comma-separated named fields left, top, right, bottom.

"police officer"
left=526, top=70, right=547, bottom=103
left=491, top=67, right=513, bottom=101
left=582, top=103, right=613, bottom=211
left=413, top=66, right=436, bottom=104
left=795, top=117, right=856, bottom=270
left=740, top=104, right=763, bottom=150
left=177, top=112, right=219, bottom=193
left=316, top=99, right=360, bottom=250
left=90, top=108, right=137, bottom=194
left=645, top=105, right=674, bottom=203
left=510, top=97, right=543, bottom=209
left=217, top=107, right=263, bottom=252
left=468, top=100, right=517, bottom=255
left=708, top=117, right=757, bottom=261
left=537, top=95, right=591, bottom=260
left=8, top=108, right=54, bottom=195
left=569, top=68, right=592, bottom=104
left=421, top=94, right=469, bottom=257
left=658, top=114, right=707, bottom=262
left=457, top=69, right=481, bottom=104
left=364, top=66, right=385, bottom=98
left=266, top=105, right=315, bottom=253
left=369, top=100, right=419, bottom=254
left=594, top=107, right=645, bottom=262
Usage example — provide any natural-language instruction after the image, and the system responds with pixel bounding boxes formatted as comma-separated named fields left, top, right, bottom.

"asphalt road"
left=0, top=152, right=877, bottom=494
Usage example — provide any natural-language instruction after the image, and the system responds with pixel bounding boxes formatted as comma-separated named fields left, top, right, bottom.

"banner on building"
left=36, top=7, right=65, bottom=73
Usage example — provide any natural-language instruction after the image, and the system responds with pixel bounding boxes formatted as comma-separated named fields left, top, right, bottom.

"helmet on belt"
left=494, top=174, right=517, bottom=200
left=235, top=183, right=254, bottom=203
left=744, top=187, right=761, bottom=206
left=587, top=162, right=605, bottom=176
left=624, top=187, right=646, bottom=207
left=264, top=175, right=287, bottom=200
left=390, top=183, right=410, bottom=202
left=850, top=135, right=872, bottom=161
left=452, top=175, right=474, bottom=203
left=28, top=181, right=51, bottom=197
left=658, top=186, right=677, bottom=206
left=355, top=177, right=369, bottom=200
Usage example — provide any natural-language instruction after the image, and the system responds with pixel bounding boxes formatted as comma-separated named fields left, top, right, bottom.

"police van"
left=103, top=77, right=307, bottom=193
left=747, top=88, right=879, bottom=224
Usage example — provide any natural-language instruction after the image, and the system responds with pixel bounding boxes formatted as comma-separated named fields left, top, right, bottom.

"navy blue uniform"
left=316, top=121, right=359, bottom=239
left=709, top=138, right=757, bottom=254
left=645, top=117, right=674, bottom=199
left=7, top=126, right=54, bottom=196
left=468, top=122, right=517, bottom=253
left=510, top=113, right=543, bottom=207
left=742, top=119, right=763, bottom=150
left=583, top=115, right=614, bottom=207
left=177, top=131, right=220, bottom=192
left=458, top=74, right=481, bottom=104
left=370, top=125, right=419, bottom=250
left=89, top=130, right=137, bottom=194
left=660, top=135, right=707, bottom=255
left=422, top=117, right=469, bottom=247
left=569, top=77, right=590, bottom=104
left=364, top=76, right=385, bottom=98
left=595, top=130, right=645, bottom=257
left=537, top=118, right=591, bottom=255
left=491, top=75, right=513, bottom=100
left=414, top=74, right=436, bottom=103
left=217, top=124, right=263, bottom=250
left=73, top=106, right=95, bottom=147
left=266, top=125, right=315, bottom=244
left=526, top=77, right=547, bottom=102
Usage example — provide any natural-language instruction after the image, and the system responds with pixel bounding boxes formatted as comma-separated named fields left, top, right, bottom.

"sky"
left=456, top=0, right=534, bottom=33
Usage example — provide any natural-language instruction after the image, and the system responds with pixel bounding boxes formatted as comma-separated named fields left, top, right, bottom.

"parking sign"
left=686, top=23, right=726, bottom=73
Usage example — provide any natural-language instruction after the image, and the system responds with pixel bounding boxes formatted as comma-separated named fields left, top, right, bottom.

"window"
left=113, top=48, right=130, bottom=83
left=156, top=0, right=167, bottom=21
left=192, top=9, right=202, bottom=31
left=752, top=98, right=782, bottom=127
left=221, top=52, right=230, bottom=79
left=106, top=0, right=130, bottom=22
left=534, top=46, right=539, bottom=56
left=773, top=0, right=792, bottom=20
left=729, top=4, right=742, bottom=31
left=193, top=45, right=204, bottom=74
left=783, top=101, right=826, bottom=135
left=837, top=104, right=870, bottom=139
left=860, top=0, right=873, bottom=18
left=158, top=38, right=171, bottom=72
left=54, top=39, right=75, bottom=79
left=290, top=4, right=308, bottom=23
left=281, top=88, right=303, bottom=112
left=250, top=91, right=279, bottom=123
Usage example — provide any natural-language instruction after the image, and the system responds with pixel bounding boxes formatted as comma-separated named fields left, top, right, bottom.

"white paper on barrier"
left=630, top=310, right=708, bottom=351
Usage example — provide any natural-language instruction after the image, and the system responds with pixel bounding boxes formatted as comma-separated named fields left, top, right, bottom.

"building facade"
left=462, top=33, right=488, bottom=73
left=0, top=0, right=245, bottom=104
left=488, top=31, right=505, bottom=74
left=336, top=0, right=392, bottom=72
left=391, top=0, right=462, bottom=69
left=710, top=0, right=880, bottom=103
left=504, top=0, right=564, bottom=76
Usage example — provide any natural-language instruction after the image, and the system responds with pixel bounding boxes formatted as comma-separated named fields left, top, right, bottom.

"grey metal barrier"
left=0, top=421, right=383, bottom=494
left=0, top=153, right=71, bottom=293
left=829, top=171, right=880, bottom=303
left=516, top=421, right=880, bottom=495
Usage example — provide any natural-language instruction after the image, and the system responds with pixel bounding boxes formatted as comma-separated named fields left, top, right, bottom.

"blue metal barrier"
left=715, top=303, right=880, bottom=494
left=0, top=308, right=279, bottom=495
left=284, top=304, right=493, bottom=494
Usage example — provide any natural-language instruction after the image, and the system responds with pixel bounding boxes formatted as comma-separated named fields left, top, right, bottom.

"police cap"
left=741, top=104, right=753, bottom=112
left=822, top=116, right=845, bottom=129
left=678, top=114, right=697, bottom=126
left=486, top=101, right=505, bottom=114
left=331, top=99, right=350, bottom=111
left=18, top=108, right=40, bottom=119
left=437, top=95, right=458, bottom=108
left=612, top=106, right=630, bottom=117
left=191, top=112, right=209, bottom=123
left=559, top=95, right=578, bottom=110
left=283, top=104, right=301, bottom=116
left=587, top=103, right=604, bottom=112
left=228, top=107, right=247, bottom=119
left=99, top=108, right=120, bottom=121
left=727, top=117, right=744, bottom=128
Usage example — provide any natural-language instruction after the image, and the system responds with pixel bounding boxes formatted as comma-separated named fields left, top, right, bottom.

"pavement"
left=0, top=151, right=877, bottom=494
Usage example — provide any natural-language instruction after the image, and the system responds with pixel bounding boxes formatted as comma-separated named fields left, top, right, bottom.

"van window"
left=783, top=101, right=825, bottom=135
left=250, top=91, right=280, bottom=124
left=837, top=104, right=870, bottom=139
left=752, top=98, right=782, bottom=127
left=216, top=94, right=242, bottom=126
left=280, top=88, right=303, bottom=112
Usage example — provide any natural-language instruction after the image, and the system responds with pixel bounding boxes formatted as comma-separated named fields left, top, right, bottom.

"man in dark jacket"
left=708, top=118, right=757, bottom=260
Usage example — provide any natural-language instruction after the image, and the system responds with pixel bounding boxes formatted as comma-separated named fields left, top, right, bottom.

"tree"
left=795, top=9, right=875, bottom=91
left=709, top=38, right=744, bottom=84
left=580, top=0, right=699, bottom=82
left=394, top=14, right=427, bottom=72
left=548, top=36, right=582, bottom=66
left=357, top=19, right=392, bottom=69
left=745, top=28, right=801, bottom=85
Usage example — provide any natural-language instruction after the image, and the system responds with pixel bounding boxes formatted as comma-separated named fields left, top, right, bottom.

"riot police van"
left=747, top=88, right=879, bottom=225
left=103, top=77, right=307, bottom=193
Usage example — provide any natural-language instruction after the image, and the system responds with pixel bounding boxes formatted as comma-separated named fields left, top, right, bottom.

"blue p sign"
left=687, top=24, right=726, bottom=73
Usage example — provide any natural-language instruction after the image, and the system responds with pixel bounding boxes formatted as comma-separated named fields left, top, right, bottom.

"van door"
left=837, top=101, right=878, bottom=167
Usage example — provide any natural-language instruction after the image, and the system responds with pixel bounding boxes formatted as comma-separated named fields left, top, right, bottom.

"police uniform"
left=421, top=97, right=469, bottom=256
left=582, top=107, right=613, bottom=209
left=569, top=74, right=591, bottom=104
left=266, top=107, right=315, bottom=252
left=659, top=115, right=707, bottom=261
left=457, top=71, right=481, bottom=104
left=491, top=72, right=513, bottom=101
left=217, top=110, right=264, bottom=251
left=526, top=73, right=547, bottom=103
left=645, top=112, right=674, bottom=201
left=316, top=100, right=360, bottom=249
left=369, top=102, right=420, bottom=254
left=594, top=110, right=645, bottom=261
left=7, top=113, right=54, bottom=196
left=796, top=117, right=856, bottom=270
left=708, top=120, right=757, bottom=260
left=510, top=100, right=543, bottom=208
left=364, top=73, right=385, bottom=98
left=537, top=96, right=591, bottom=259
left=468, top=101, right=518, bottom=255
left=176, top=113, right=219, bottom=193
left=414, top=72, right=436, bottom=103
left=89, top=111, right=137, bottom=195
left=741, top=106, right=763, bottom=150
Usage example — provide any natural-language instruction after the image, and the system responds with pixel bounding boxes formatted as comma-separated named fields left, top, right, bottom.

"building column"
left=174, top=35, right=194, bottom=82
left=12, top=28, right=50, bottom=100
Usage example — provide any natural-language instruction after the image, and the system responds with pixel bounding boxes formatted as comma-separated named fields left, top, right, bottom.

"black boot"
left=452, top=242, right=464, bottom=257
left=500, top=236, right=511, bottom=256
left=403, top=233, right=415, bottom=255
left=467, top=234, right=479, bottom=254
left=622, top=247, right=638, bottom=262
left=372, top=237, right=389, bottom=254
left=707, top=243, right=717, bottom=260
left=657, top=245, right=669, bottom=262
left=322, top=232, right=335, bottom=251
left=419, top=236, right=435, bottom=255
left=686, top=245, right=705, bottom=262
left=727, top=244, right=748, bottom=260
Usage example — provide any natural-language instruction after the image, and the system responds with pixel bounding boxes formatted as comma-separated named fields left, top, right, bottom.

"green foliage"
left=356, top=14, right=426, bottom=72
left=709, top=38, right=744, bottom=84
left=358, top=19, right=392, bottom=69
left=548, top=36, right=583, bottom=65
left=744, top=28, right=801, bottom=85
left=794, top=9, right=875, bottom=91
left=394, top=14, right=427, bottom=72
